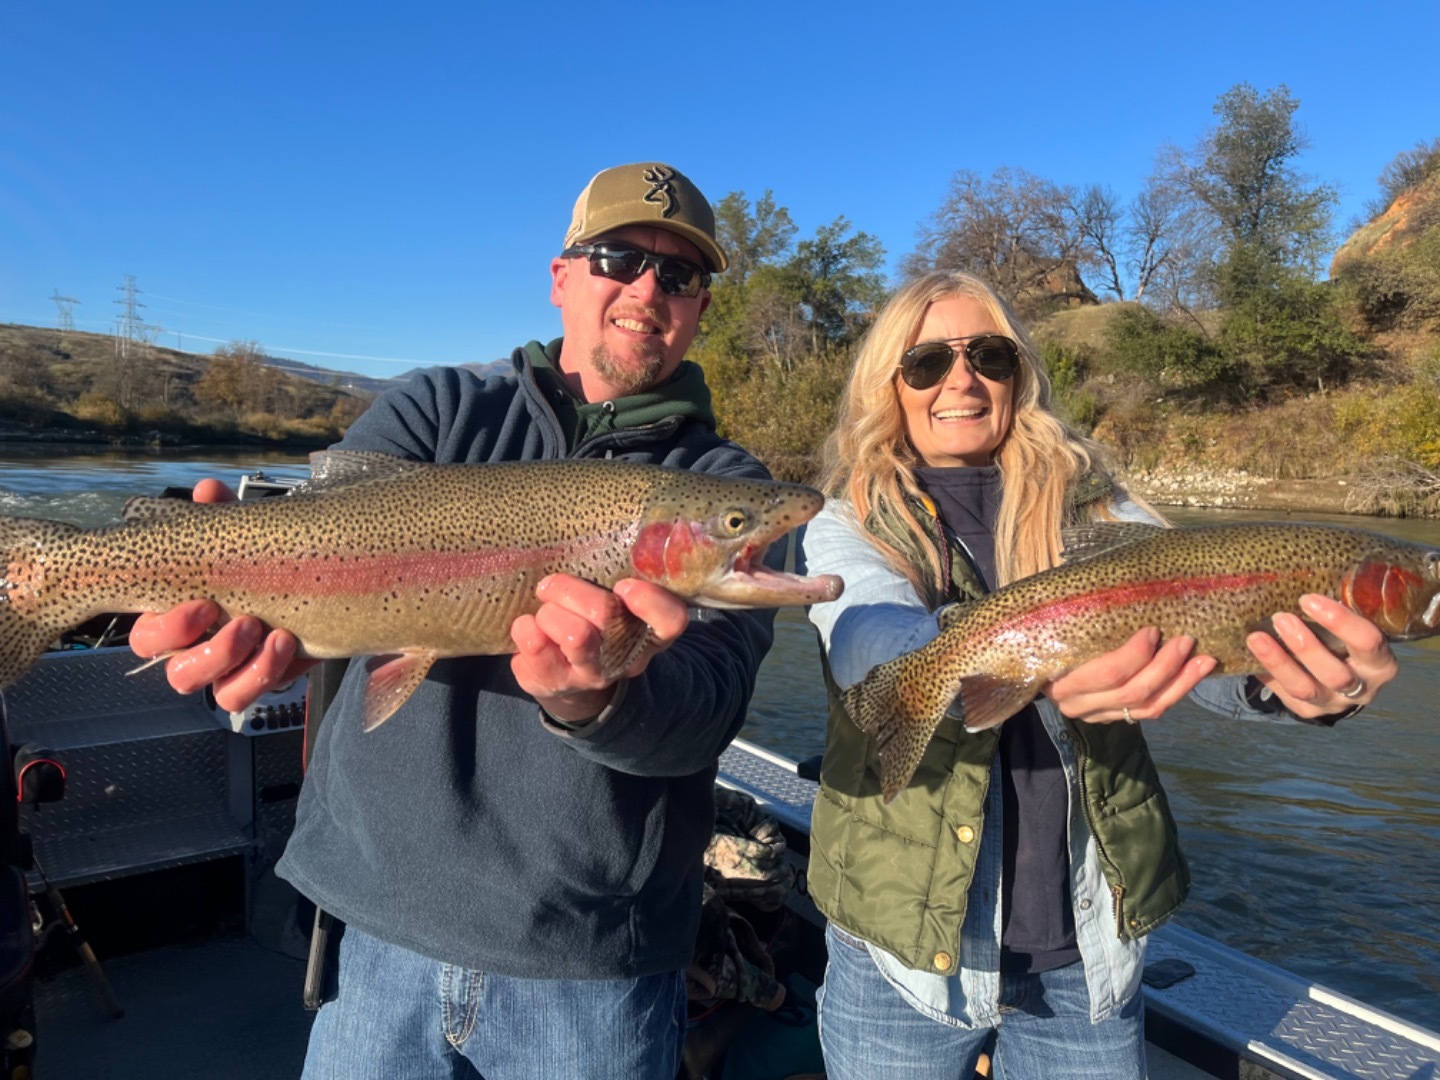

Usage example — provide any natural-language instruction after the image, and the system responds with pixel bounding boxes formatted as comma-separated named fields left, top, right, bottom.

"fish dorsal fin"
left=936, top=598, right=983, bottom=634
left=122, top=496, right=196, bottom=522
left=1060, top=522, right=1168, bottom=563
left=305, top=450, right=429, bottom=493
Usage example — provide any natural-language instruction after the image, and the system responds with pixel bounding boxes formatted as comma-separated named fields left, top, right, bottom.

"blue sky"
left=3, top=1, right=1437, bottom=381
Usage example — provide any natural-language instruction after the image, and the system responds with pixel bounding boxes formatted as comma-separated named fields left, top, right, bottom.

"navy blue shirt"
left=915, top=466, right=1081, bottom=975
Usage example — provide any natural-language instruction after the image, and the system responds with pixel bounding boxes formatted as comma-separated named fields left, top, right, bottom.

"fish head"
left=628, top=474, right=844, bottom=609
left=1339, top=546, right=1440, bottom=640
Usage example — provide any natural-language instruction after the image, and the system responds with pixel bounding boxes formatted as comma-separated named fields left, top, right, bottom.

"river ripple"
left=3, top=449, right=1437, bottom=1029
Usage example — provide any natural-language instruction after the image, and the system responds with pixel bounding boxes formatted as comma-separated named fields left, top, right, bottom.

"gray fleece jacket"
left=276, top=340, right=777, bottom=979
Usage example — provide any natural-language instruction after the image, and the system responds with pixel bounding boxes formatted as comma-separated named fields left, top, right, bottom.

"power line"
left=114, top=274, right=147, bottom=357
left=50, top=290, right=80, bottom=331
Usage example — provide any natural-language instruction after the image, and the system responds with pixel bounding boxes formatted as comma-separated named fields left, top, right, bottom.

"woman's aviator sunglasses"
left=898, top=334, right=1021, bottom=390
left=561, top=243, right=711, bottom=299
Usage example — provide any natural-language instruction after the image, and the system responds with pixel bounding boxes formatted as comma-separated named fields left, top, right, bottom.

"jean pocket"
left=827, top=923, right=872, bottom=954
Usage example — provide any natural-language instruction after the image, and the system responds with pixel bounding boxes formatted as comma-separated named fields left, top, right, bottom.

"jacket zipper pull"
left=1112, top=884, right=1126, bottom=938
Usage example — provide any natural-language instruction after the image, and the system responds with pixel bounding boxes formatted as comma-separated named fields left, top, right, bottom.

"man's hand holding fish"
left=508, top=573, right=693, bottom=726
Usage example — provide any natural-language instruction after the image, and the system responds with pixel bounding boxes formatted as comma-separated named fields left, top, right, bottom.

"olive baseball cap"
left=563, top=162, right=729, bottom=273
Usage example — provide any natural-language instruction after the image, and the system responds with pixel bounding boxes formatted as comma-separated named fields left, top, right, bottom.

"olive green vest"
left=807, top=487, right=1189, bottom=975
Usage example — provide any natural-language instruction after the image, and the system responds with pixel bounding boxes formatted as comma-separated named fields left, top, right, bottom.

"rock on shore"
left=1122, top=465, right=1357, bottom=515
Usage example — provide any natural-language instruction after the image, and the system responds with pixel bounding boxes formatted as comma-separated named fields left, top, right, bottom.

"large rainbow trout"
left=843, top=522, right=1440, bottom=802
left=0, top=452, right=843, bottom=730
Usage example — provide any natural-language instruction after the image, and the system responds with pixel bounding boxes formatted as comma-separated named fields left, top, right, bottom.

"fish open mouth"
left=701, top=548, right=844, bottom=610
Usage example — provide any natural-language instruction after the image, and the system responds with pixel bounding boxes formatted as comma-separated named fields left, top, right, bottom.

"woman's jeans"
left=817, top=924, right=1145, bottom=1080
left=302, top=925, right=687, bottom=1080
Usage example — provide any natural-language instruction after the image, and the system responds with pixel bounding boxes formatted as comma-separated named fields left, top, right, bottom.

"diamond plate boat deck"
left=718, top=738, right=1440, bottom=1080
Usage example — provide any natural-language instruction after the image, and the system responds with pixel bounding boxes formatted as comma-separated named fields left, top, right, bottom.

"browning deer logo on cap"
left=642, top=165, right=678, bottom=217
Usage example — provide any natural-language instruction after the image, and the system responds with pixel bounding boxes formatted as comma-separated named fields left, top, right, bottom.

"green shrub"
left=1100, top=308, right=1231, bottom=391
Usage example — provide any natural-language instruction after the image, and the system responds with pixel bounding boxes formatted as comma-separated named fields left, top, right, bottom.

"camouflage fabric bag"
left=685, top=790, right=798, bottom=1011
left=685, top=884, right=785, bottom=1011
left=703, top=789, right=796, bottom=912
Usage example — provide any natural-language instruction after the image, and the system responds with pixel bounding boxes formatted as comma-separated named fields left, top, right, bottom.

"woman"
left=799, top=270, right=1399, bottom=1079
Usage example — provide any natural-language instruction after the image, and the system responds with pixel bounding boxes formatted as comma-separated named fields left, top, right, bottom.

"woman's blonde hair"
left=819, top=269, right=1115, bottom=604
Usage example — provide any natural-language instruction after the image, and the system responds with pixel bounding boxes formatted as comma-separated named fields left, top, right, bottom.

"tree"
left=904, top=167, right=1098, bottom=314
left=1072, top=185, right=1124, bottom=299
left=691, top=191, right=887, bottom=464
left=790, top=217, right=887, bottom=351
left=1155, top=84, right=1361, bottom=395
left=197, top=339, right=265, bottom=416
left=697, top=193, right=886, bottom=372
left=1172, top=83, right=1335, bottom=275
left=713, top=190, right=797, bottom=285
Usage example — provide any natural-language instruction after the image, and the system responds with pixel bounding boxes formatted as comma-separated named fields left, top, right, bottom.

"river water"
left=3, top=447, right=1438, bottom=1031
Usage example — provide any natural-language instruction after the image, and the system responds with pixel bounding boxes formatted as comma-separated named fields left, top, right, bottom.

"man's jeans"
left=817, top=924, right=1145, bottom=1080
left=302, top=925, right=687, bottom=1080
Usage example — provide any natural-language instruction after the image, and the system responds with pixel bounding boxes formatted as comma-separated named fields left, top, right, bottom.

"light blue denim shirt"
left=802, top=498, right=1286, bottom=1026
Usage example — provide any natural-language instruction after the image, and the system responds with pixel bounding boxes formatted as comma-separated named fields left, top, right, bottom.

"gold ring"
left=1122, top=706, right=1135, bottom=724
left=1340, top=677, right=1366, bottom=699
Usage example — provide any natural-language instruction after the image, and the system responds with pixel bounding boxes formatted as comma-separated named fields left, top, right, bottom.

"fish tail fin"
left=841, top=653, right=953, bottom=804
left=0, top=517, right=84, bottom=690
left=843, top=655, right=1041, bottom=802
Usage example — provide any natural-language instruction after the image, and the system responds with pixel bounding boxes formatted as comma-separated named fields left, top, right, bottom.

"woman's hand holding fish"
left=1244, top=594, right=1398, bottom=719
left=128, top=479, right=316, bottom=713
left=509, top=574, right=691, bottom=725
left=1044, top=627, right=1218, bottom=725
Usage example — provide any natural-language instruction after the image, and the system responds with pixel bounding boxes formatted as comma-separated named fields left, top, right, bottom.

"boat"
left=4, top=473, right=1438, bottom=1078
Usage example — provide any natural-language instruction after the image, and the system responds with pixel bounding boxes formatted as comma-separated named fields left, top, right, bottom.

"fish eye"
left=721, top=509, right=750, bottom=536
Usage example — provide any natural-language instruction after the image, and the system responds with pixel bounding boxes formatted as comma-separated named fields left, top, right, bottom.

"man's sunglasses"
left=561, top=243, right=711, bottom=298
left=898, top=334, right=1021, bottom=390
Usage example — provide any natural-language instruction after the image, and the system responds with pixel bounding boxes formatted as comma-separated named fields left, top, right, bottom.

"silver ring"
left=1122, top=706, right=1135, bottom=724
left=1340, top=677, right=1366, bottom=699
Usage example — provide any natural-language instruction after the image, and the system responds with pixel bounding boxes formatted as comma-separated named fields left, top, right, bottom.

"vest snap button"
left=956, top=825, right=975, bottom=844
left=933, top=951, right=953, bottom=972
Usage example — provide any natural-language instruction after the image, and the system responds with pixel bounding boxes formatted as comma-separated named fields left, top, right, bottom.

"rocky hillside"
left=1330, top=162, right=1440, bottom=333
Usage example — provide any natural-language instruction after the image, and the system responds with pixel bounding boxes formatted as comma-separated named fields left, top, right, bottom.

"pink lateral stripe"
left=202, top=534, right=629, bottom=597
left=1000, top=569, right=1297, bottom=635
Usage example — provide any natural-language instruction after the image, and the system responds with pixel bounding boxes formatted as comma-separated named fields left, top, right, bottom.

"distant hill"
left=392, top=359, right=513, bottom=384
left=258, top=354, right=394, bottom=396
left=0, top=321, right=376, bottom=445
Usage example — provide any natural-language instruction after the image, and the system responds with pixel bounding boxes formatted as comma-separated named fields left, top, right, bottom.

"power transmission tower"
left=50, top=290, right=80, bottom=331
left=113, top=274, right=147, bottom=357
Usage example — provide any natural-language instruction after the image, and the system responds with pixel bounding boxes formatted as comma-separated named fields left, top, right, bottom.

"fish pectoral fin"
left=597, top=612, right=656, bottom=681
left=360, top=650, right=439, bottom=732
left=958, top=673, right=1042, bottom=733
left=126, top=650, right=179, bottom=675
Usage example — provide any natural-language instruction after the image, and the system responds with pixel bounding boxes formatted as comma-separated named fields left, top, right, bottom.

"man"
left=131, top=163, right=772, bottom=1080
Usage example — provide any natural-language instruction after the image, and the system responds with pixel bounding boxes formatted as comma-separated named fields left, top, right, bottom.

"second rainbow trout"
left=843, top=521, right=1440, bottom=801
